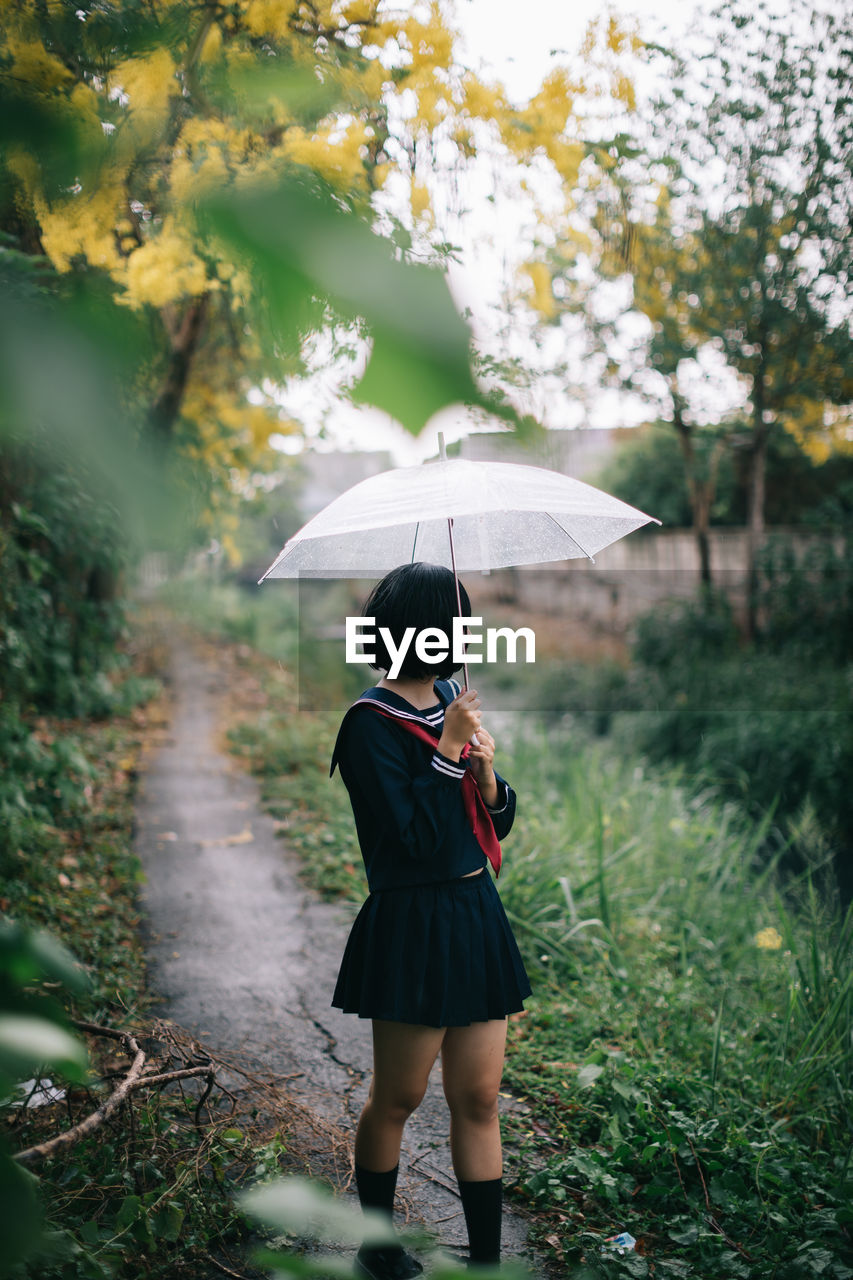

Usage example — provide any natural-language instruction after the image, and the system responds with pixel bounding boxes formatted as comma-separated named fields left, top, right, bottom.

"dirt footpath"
left=134, top=631, right=544, bottom=1274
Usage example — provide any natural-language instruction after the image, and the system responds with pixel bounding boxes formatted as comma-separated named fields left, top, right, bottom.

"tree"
left=681, top=0, right=853, bottom=630
left=594, top=421, right=737, bottom=532
left=541, top=0, right=853, bottom=618
left=594, top=415, right=853, bottom=532
left=583, top=182, right=735, bottom=585
left=1, top=0, right=639, bottom=552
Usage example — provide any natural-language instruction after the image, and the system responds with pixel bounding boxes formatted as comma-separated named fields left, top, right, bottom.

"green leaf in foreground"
left=240, top=1176, right=393, bottom=1248
left=200, top=178, right=487, bottom=434
left=0, top=1015, right=89, bottom=1089
left=0, top=1149, right=43, bottom=1279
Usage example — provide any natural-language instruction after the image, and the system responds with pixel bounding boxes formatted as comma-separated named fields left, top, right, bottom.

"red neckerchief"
left=351, top=699, right=502, bottom=877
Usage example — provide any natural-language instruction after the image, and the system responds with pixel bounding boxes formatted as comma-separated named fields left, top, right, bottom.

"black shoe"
left=354, top=1244, right=424, bottom=1280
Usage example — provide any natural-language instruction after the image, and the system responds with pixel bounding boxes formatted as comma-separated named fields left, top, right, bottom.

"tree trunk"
left=672, top=399, right=714, bottom=588
left=148, top=293, right=210, bottom=442
left=745, top=375, right=768, bottom=641
left=696, top=508, right=712, bottom=587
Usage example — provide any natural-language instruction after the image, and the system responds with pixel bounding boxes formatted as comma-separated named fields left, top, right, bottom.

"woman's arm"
left=467, top=727, right=517, bottom=839
left=339, top=710, right=471, bottom=863
left=485, top=771, right=516, bottom=841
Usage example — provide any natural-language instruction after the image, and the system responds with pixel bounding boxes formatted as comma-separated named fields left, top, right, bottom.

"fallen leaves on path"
left=198, top=827, right=254, bottom=847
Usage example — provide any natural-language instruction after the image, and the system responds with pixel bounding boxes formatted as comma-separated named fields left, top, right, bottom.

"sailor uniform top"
left=330, top=679, right=516, bottom=893
left=330, top=678, right=531, bottom=1025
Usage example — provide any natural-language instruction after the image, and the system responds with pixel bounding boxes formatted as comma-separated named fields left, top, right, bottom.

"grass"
left=495, top=727, right=852, bottom=1277
left=0, top=686, right=157, bottom=1022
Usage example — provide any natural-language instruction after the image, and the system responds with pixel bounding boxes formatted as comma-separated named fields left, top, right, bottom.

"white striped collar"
left=350, top=686, right=446, bottom=732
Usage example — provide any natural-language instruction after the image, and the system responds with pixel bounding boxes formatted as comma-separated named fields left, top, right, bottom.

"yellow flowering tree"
left=2, top=0, right=643, bottom=545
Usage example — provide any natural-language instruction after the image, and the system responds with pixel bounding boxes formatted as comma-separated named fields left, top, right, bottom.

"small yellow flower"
left=410, top=180, right=432, bottom=221
left=111, top=48, right=177, bottom=137
left=521, top=261, right=557, bottom=320
left=755, top=927, right=783, bottom=951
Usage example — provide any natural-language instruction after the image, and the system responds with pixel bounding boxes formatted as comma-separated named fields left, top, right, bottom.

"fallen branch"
left=202, top=1252, right=256, bottom=1280
left=13, top=1021, right=216, bottom=1167
left=406, top=1154, right=460, bottom=1198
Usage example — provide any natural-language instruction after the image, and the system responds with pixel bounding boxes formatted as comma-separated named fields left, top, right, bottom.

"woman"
left=330, top=563, right=531, bottom=1278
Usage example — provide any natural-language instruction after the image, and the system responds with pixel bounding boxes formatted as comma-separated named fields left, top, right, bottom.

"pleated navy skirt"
left=332, top=869, right=532, bottom=1028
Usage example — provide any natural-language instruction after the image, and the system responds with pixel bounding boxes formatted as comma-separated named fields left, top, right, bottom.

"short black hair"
left=363, top=562, right=471, bottom=680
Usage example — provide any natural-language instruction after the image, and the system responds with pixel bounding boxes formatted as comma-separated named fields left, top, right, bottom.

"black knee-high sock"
left=355, top=1162, right=400, bottom=1256
left=458, top=1177, right=502, bottom=1265
left=355, top=1161, right=399, bottom=1218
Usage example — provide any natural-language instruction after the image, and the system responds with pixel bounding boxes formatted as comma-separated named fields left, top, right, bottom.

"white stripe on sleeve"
left=431, top=752, right=466, bottom=780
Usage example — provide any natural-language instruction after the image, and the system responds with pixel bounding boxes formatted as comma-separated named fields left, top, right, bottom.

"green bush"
left=631, top=590, right=739, bottom=669
left=0, top=440, right=128, bottom=720
left=757, top=528, right=853, bottom=663
left=594, top=419, right=853, bottom=531
left=523, top=574, right=852, bottom=908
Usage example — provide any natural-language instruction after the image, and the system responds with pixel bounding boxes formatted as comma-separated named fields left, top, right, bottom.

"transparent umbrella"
left=260, top=437, right=658, bottom=582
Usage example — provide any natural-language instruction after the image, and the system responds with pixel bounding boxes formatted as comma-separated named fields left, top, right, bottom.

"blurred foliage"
left=0, top=0, right=642, bottom=535
left=594, top=422, right=738, bottom=530
left=0, top=624, right=157, bottom=1275
left=223, top=470, right=305, bottom=574
left=0, top=435, right=129, bottom=720
left=0, top=923, right=92, bottom=1277
left=201, top=175, right=484, bottom=433
left=594, top=421, right=853, bottom=531
left=243, top=1176, right=506, bottom=1279
left=756, top=529, right=853, bottom=663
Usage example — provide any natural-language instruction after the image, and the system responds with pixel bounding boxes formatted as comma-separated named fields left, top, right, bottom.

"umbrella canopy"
left=260, top=454, right=659, bottom=581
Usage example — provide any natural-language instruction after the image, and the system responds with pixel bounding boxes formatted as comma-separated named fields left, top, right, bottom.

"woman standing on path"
left=330, top=562, right=531, bottom=1278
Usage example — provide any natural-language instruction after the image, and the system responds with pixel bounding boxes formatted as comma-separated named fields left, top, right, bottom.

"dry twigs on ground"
left=13, top=1019, right=217, bottom=1167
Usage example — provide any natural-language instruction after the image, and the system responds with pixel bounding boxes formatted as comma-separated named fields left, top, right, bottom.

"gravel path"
left=134, top=632, right=544, bottom=1275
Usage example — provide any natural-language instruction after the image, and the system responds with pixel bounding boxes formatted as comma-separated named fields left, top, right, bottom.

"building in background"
left=298, top=448, right=394, bottom=520
left=456, top=427, right=624, bottom=480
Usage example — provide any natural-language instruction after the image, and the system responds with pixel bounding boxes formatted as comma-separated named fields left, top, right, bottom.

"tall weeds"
left=498, top=724, right=852, bottom=1276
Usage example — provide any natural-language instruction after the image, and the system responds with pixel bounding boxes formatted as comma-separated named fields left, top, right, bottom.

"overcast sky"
left=454, top=0, right=695, bottom=101
left=273, top=0, right=704, bottom=465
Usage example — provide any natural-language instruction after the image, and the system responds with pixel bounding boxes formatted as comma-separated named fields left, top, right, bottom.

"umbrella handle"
left=447, top=514, right=470, bottom=692
left=439, top=439, right=472, bottom=711
left=449, top=518, right=478, bottom=741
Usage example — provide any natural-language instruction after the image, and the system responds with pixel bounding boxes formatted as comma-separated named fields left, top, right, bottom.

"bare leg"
left=355, top=1020, right=446, bottom=1173
left=441, top=1019, right=507, bottom=1182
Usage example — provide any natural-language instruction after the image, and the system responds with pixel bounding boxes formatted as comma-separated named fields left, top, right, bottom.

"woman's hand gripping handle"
left=437, top=688, right=481, bottom=761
